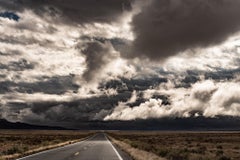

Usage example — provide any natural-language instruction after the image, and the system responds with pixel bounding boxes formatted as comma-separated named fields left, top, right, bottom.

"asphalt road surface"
left=17, top=133, right=132, bottom=160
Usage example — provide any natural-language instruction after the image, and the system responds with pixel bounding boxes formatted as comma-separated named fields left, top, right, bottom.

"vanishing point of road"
left=17, top=133, right=132, bottom=160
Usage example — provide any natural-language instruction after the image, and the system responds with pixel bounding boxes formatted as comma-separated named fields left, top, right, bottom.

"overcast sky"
left=0, top=0, right=240, bottom=129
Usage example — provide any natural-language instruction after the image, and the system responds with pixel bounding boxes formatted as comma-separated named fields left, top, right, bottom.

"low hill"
left=0, top=119, right=66, bottom=130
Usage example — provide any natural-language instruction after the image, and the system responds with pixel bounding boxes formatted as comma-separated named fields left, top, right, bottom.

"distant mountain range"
left=68, top=116, right=240, bottom=131
left=0, top=119, right=66, bottom=130
left=1, top=117, right=240, bottom=131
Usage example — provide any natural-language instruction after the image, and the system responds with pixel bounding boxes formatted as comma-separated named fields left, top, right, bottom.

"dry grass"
left=108, top=131, right=240, bottom=160
left=0, top=130, right=94, bottom=160
left=109, top=136, right=166, bottom=160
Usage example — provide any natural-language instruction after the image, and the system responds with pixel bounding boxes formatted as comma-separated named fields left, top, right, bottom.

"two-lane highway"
left=17, top=133, right=131, bottom=160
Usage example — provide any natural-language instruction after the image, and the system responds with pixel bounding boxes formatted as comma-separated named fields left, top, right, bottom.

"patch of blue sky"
left=0, top=11, right=20, bottom=21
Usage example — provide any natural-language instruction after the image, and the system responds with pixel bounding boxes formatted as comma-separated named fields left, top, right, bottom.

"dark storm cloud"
left=0, top=0, right=20, bottom=11
left=47, top=0, right=132, bottom=23
left=101, top=77, right=167, bottom=92
left=205, top=68, right=240, bottom=80
left=0, top=75, right=79, bottom=94
left=100, top=68, right=239, bottom=92
left=171, top=68, right=240, bottom=88
left=80, top=36, right=129, bottom=53
left=101, top=78, right=170, bottom=106
left=4, top=75, right=170, bottom=123
left=0, top=0, right=132, bottom=24
left=18, top=75, right=79, bottom=94
left=81, top=42, right=116, bottom=82
left=0, top=50, right=21, bottom=56
left=0, top=81, right=15, bottom=94
left=3, top=74, right=240, bottom=127
left=0, top=59, right=34, bottom=71
left=130, top=0, right=240, bottom=60
left=7, top=91, right=132, bottom=122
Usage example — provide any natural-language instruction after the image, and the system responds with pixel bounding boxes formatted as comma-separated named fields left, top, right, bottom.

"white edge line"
left=16, top=134, right=97, bottom=160
left=104, top=134, right=123, bottom=160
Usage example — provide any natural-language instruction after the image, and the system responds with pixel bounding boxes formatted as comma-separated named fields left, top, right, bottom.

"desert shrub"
left=156, top=148, right=169, bottom=157
left=23, top=146, right=29, bottom=152
left=233, top=146, right=239, bottom=149
left=129, top=141, right=139, bottom=148
left=191, top=146, right=207, bottom=154
left=218, top=155, right=231, bottom=160
left=166, top=149, right=189, bottom=160
left=123, top=139, right=131, bottom=144
left=129, top=141, right=152, bottom=152
left=216, top=150, right=224, bottom=156
left=0, top=137, right=7, bottom=143
left=52, top=139, right=61, bottom=144
left=217, top=145, right=223, bottom=149
left=41, top=141, right=50, bottom=146
left=205, top=138, right=214, bottom=143
left=188, top=144, right=193, bottom=148
left=197, top=146, right=207, bottom=154
left=3, top=146, right=23, bottom=155
left=141, top=143, right=152, bottom=152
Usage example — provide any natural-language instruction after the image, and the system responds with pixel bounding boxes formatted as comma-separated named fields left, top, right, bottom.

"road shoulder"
left=108, top=136, right=166, bottom=160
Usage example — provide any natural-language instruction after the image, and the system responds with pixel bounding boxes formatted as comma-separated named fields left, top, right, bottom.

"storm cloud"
left=0, top=59, right=34, bottom=71
left=81, top=42, right=118, bottom=82
left=130, top=0, right=240, bottom=60
left=0, top=0, right=240, bottom=129
left=0, top=0, right=132, bottom=24
left=105, top=79, right=240, bottom=121
left=3, top=91, right=132, bottom=123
